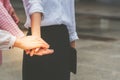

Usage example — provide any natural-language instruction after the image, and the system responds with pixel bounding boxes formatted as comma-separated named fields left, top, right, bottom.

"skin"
left=70, top=41, right=76, bottom=48
left=27, top=12, right=76, bottom=56
left=28, top=12, right=54, bottom=56
left=13, top=36, right=54, bottom=56
left=13, top=36, right=49, bottom=50
left=8, top=7, right=53, bottom=56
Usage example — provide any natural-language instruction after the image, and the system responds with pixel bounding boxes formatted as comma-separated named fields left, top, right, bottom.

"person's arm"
left=4, top=0, right=20, bottom=24
left=27, top=1, right=54, bottom=56
left=22, top=0, right=54, bottom=56
left=0, top=3, right=24, bottom=37
left=0, top=29, right=50, bottom=50
left=0, top=30, right=16, bottom=50
left=8, top=7, right=20, bottom=24
left=13, top=36, right=50, bottom=50
left=3, top=0, right=12, bottom=11
left=6, top=0, right=20, bottom=24
left=31, top=12, right=41, bottom=37
left=29, top=12, right=54, bottom=56
left=14, top=35, right=54, bottom=56
left=23, top=0, right=44, bottom=37
left=67, top=0, right=79, bottom=48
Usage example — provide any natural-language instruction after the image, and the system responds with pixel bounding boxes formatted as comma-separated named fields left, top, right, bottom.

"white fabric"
left=0, top=30, right=16, bottom=50
left=22, top=0, right=79, bottom=42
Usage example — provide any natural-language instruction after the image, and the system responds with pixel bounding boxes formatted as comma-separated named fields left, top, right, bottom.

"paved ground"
left=1, top=1, right=120, bottom=80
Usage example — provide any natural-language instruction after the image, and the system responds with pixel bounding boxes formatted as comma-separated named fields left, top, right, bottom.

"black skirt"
left=22, top=24, right=77, bottom=80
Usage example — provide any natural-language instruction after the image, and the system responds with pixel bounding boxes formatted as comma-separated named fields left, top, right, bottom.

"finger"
left=35, top=49, right=54, bottom=56
left=37, top=41, right=49, bottom=49
left=30, top=49, right=35, bottom=57
left=34, top=48, right=40, bottom=53
left=35, top=49, right=46, bottom=56
left=35, top=43, right=49, bottom=49
left=43, top=49, right=54, bottom=55
left=25, top=49, right=31, bottom=54
left=45, top=49, right=54, bottom=54
left=33, top=44, right=47, bottom=50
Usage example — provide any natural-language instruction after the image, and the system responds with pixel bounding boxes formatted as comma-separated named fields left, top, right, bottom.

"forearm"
left=4, top=0, right=12, bottom=11
left=30, top=12, right=42, bottom=37
left=0, top=4, right=24, bottom=37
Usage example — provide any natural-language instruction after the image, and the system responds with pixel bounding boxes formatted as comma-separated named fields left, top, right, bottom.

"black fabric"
left=22, top=24, right=77, bottom=80
left=69, top=47, right=77, bottom=74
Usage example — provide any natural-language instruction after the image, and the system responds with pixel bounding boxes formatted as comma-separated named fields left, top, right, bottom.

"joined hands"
left=14, top=36, right=54, bottom=56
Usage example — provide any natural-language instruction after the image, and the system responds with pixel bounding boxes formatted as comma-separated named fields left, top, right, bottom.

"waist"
left=24, top=15, right=70, bottom=29
left=28, top=24, right=67, bottom=32
left=41, top=24, right=66, bottom=28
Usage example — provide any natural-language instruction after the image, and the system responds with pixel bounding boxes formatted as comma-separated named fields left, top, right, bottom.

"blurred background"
left=0, top=0, right=120, bottom=80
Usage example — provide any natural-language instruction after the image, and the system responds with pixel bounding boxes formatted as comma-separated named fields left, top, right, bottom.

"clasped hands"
left=14, top=36, right=54, bottom=56
left=8, top=7, right=54, bottom=56
left=25, top=36, right=54, bottom=56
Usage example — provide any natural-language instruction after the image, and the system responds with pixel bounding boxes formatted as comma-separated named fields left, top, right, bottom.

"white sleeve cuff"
left=0, top=30, right=16, bottom=50
left=8, top=36, right=16, bottom=49
left=69, top=32, right=79, bottom=42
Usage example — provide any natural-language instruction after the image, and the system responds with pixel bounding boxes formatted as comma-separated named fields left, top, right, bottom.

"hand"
left=26, top=48, right=54, bottom=57
left=70, top=41, right=76, bottom=48
left=8, top=7, right=20, bottom=24
left=13, top=36, right=49, bottom=50
left=35, top=48, right=54, bottom=56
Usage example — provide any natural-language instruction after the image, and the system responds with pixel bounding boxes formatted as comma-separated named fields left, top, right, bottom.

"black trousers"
left=22, top=24, right=76, bottom=80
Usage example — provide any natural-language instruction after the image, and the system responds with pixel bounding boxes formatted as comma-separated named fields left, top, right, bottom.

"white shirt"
left=22, top=0, right=79, bottom=42
left=0, top=30, right=16, bottom=50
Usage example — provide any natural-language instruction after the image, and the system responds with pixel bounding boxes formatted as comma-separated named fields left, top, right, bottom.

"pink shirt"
left=0, top=0, right=24, bottom=59
left=0, top=0, right=24, bottom=37
left=0, top=0, right=11, bottom=11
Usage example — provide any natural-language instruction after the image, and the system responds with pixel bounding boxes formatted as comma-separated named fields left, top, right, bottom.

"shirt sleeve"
left=0, top=3, right=24, bottom=38
left=23, top=0, right=44, bottom=16
left=67, top=0, right=79, bottom=42
left=4, top=0, right=12, bottom=11
left=0, top=30, right=16, bottom=50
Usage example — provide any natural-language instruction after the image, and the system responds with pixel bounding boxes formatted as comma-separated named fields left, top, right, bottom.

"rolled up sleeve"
left=27, top=0, right=44, bottom=16
left=69, top=31, right=79, bottom=42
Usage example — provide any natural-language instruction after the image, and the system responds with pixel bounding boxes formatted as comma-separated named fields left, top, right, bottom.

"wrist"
left=13, top=38, right=21, bottom=48
left=32, top=27, right=41, bottom=38
left=32, top=34, right=41, bottom=38
left=70, top=41, right=75, bottom=48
